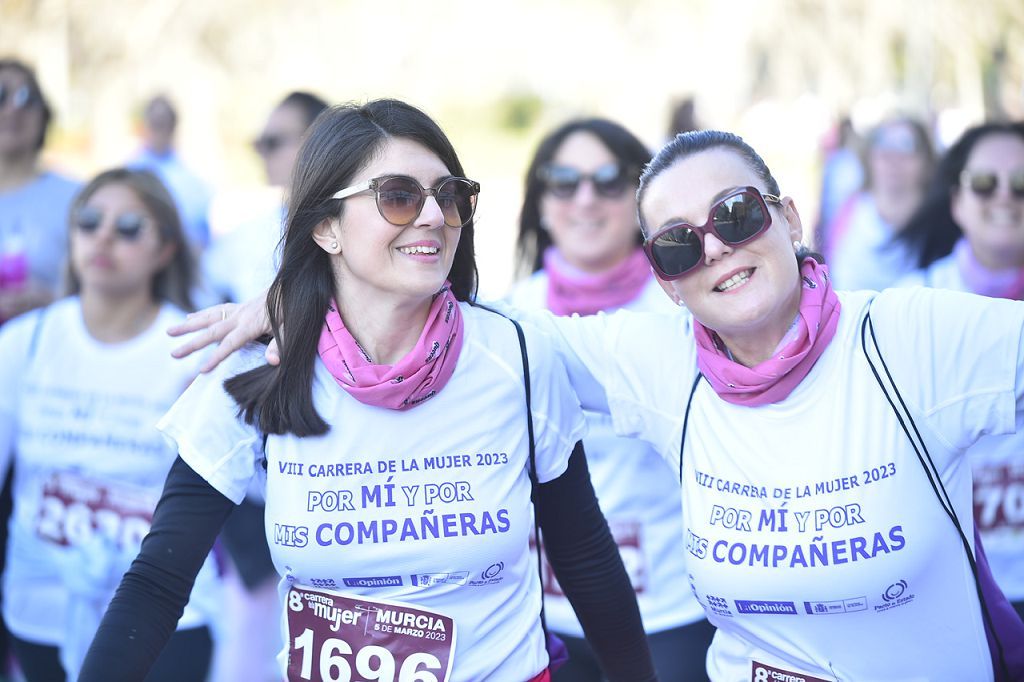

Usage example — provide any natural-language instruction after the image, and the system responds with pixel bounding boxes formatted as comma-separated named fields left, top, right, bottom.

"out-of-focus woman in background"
left=823, top=115, right=934, bottom=290
left=0, top=169, right=220, bottom=681
left=0, top=58, right=79, bottom=325
left=896, top=120, right=1024, bottom=621
left=510, top=118, right=714, bottom=681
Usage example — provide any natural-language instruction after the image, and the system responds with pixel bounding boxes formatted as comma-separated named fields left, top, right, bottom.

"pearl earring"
left=330, top=242, right=339, bottom=251
left=793, top=240, right=802, bottom=251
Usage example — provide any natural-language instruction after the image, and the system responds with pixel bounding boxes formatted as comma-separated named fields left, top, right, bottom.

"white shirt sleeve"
left=0, top=311, right=42, bottom=479
left=871, top=287, right=1024, bottom=451
left=157, top=346, right=267, bottom=503
left=495, top=303, right=615, bottom=414
left=507, top=303, right=697, bottom=450
left=519, top=320, right=587, bottom=483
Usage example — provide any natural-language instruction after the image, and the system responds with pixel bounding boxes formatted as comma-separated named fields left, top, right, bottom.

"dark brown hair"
left=517, top=118, right=651, bottom=273
left=225, top=99, right=478, bottom=436
left=66, top=168, right=195, bottom=310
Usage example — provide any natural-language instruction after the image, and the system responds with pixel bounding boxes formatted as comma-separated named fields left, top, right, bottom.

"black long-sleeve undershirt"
left=538, top=441, right=658, bottom=681
left=80, top=446, right=657, bottom=681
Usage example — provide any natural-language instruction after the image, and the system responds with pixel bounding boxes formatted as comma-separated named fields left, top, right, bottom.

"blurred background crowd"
left=1, top=1, right=1023, bottom=681
left=2, top=0, right=1022, bottom=299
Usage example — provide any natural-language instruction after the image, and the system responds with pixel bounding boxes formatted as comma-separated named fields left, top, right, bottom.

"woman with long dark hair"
left=80, top=100, right=655, bottom=682
left=511, top=118, right=713, bottom=681
left=897, top=120, right=1024, bottom=622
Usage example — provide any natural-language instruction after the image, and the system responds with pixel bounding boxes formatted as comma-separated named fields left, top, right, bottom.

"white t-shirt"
left=158, top=303, right=586, bottom=682
left=529, top=287, right=1024, bottom=681
left=0, top=298, right=221, bottom=650
left=507, top=272, right=705, bottom=635
left=898, top=255, right=1024, bottom=602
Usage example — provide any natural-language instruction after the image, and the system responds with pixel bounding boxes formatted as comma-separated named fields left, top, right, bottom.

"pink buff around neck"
left=317, top=283, right=464, bottom=410
left=694, top=258, right=841, bottom=406
left=544, top=247, right=652, bottom=316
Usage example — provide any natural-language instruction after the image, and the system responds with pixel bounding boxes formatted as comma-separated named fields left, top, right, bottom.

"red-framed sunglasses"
left=642, top=186, right=781, bottom=280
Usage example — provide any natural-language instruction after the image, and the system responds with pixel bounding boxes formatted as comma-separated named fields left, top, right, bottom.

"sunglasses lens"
left=13, top=86, right=31, bottom=109
left=713, top=192, right=769, bottom=244
left=115, top=213, right=146, bottom=239
left=377, top=177, right=424, bottom=226
left=0, top=84, right=33, bottom=109
left=592, top=164, right=629, bottom=198
left=543, top=166, right=581, bottom=198
left=1011, top=172, right=1024, bottom=199
left=436, top=178, right=478, bottom=228
left=650, top=226, right=701, bottom=278
left=75, top=207, right=102, bottom=234
left=254, top=134, right=293, bottom=156
left=968, top=172, right=998, bottom=198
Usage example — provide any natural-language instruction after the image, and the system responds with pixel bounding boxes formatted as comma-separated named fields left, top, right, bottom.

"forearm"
left=79, top=457, right=236, bottom=681
left=536, top=443, right=657, bottom=681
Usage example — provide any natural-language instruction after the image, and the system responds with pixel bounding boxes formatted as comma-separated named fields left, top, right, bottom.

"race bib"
left=751, top=660, right=829, bottom=682
left=285, top=585, right=457, bottom=682
left=974, top=463, right=1024, bottom=532
left=34, top=472, right=155, bottom=549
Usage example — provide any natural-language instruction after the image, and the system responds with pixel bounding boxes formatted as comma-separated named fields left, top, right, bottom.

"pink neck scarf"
left=954, top=238, right=1024, bottom=300
left=544, top=247, right=652, bottom=316
left=694, top=258, right=842, bottom=407
left=317, top=283, right=464, bottom=410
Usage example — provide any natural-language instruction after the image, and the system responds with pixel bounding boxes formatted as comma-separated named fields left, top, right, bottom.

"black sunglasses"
left=0, top=83, right=39, bottom=111
left=961, top=169, right=1024, bottom=200
left=538, top=163, right=633, bottom=199
left=332, top=175, right=481, bottom=229
left=252, top=133, right=300, bottom=156
left=74, top=206, right=150, bottom=241
left=643, top=187, right=781, bottom=280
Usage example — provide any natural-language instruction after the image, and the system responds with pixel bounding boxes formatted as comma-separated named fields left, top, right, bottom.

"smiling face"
left=952, top=132, right=1024, bottom=269
left=641, top=147, right=804, bottom=343
left=317, top=136, right=462, bottom=309
left=539, top=130, right=640, bottom=272
left=70, top=182, right=174, bottom=300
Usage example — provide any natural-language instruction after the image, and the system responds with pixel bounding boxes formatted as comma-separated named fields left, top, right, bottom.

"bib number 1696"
left=285, top=585, right=456, bottom=682
left=292, top=629, right=441, bottom=682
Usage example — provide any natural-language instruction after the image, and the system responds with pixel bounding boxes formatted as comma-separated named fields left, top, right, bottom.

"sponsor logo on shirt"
left=411, top=571, right=470, bottom=587
left=342, top=576, right=404, bottom=588
left=735, top=599, right=798, bottom=615
left=466, top=562, right=505, bottom=587
left=751, top=660, right=829, bottom=682
left=802, top=596, right=867, bottom=614
left=481, top=561, right=504, bottom=580
left=873, top=578, right=915, bottom=612
left=705, top=594, right=733, bottom=618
